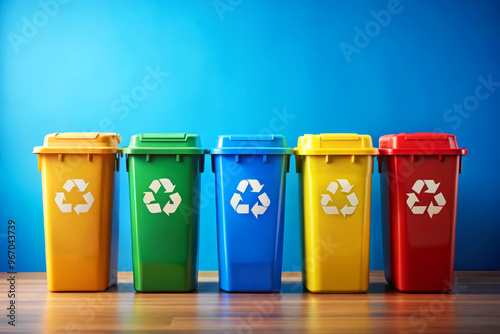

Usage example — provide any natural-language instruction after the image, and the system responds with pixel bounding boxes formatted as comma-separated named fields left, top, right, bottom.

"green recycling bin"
left=123, top=133, right=206, bottom=292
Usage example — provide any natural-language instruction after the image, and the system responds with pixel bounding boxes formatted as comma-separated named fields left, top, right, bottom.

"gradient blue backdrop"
left=1, top=0, right=499, bottom=272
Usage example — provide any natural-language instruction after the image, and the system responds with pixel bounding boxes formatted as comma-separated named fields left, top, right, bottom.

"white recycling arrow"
left=62, top=180, right=75, bottom=193
left=251, top=192, right=271, bottom=218
left=74, top=192, right=94, bottom=215
left=230, top=193, right=242, bottom=210
left=55, top=178, right=94, bottom=214
left=163, top=192, right=182, bottom=216
left=434, top=192, right=446, bottom=206
left=73, top=179, right=89, bottom=192
left=406, top=193, right=419, bottom=208
left=412, top=180, right=425, bottom=194
left=142, top=191, right=161, bottom=213
left=327, top=182, right=338, bottom=195
left=340, top=204, right=356, bottom=217
left=230, top=193, right=249, bottom=214
left=149, top=179, right=161, bottom=193
left=237, top=180, right=249, bottom=193
left=55, top=192, right=71, bottom=213
left=323, top=206, right=339, bottom=215
left=321, top=179, right=358, bottom=217
left=147, top=203, right=162, bottom=214
left=144, top=189, right=161, bottom=213
left=407, top=179, right=446, bottom=218
left=236, top=204, right=249, bottom=214
left=159, top=178, right=176, bottom=193
left=258, top=193, right=270, bottom=207
left=411, top=206, right=427, bottom=215
left=248, top=179, right=264, bottom=193
left=143, top=178, right=182, bottom=215
left=143, top=192, right=155, bottom=204
left=424, top=180, right=440, bottom=194
left=427, top=202, right=442, bottom=218
left=321, top=194, right=332, bottom=206
left=346, top=193, right=358, bottom=206
left=337, top=179, right=354, bottom=193
left=231, top=179, right=270, bottom=218
left=251, top=202, right=267, bottom=218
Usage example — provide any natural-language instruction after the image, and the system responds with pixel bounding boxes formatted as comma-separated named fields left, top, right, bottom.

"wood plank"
left=0, top=271, right=499, bottom=333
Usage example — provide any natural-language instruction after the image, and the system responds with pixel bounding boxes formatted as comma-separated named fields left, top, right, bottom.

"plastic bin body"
left=124, top=133, right=205, bottom=292
left=378, top=133, right=467, bottom=292
left=211, top=135, right=292, bottom=292
left=295, top=134, right=377, bottom=293
left=33, top=132, right=121, bottom=292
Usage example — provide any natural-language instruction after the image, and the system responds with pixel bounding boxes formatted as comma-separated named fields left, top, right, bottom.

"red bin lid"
left=378, top=133, right=468, bottom=156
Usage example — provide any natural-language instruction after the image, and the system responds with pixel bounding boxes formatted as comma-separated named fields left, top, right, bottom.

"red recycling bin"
left=378, top=133, right=468, bottom=292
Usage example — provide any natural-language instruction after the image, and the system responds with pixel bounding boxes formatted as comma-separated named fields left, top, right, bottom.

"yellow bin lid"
left=294, top=133, right=378, bottom=155
left=33, top=132, right=122, bottom=154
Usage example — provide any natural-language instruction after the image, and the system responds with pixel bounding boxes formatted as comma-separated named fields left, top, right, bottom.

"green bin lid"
left=123, top=133, right=206, bottom=155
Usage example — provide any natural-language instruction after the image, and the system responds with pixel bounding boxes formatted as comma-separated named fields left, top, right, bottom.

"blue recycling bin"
left=211, top=135, right=293, bottom=292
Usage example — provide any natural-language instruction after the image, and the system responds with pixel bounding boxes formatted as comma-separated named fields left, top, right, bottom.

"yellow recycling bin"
left=294, top=134, right=378, bottom=293
left=33, top=133, right=122, bottom=291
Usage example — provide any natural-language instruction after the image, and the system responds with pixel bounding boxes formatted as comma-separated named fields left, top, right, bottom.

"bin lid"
left=378, top=133, right=468, bottom=155
left=294, top=133, right=378, bottom=155
left=33, top=132, right=122, bottom=154
left=123, top=133, right=205, bottom=155
left=210, top=135, right=293, bottom=155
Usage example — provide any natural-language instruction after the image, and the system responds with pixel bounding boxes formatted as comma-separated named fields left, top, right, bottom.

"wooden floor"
left=1, top=271, right=499, bottom=333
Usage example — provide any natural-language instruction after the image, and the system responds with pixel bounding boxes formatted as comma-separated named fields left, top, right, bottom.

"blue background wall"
left=1, top=0, right=499, bottom=272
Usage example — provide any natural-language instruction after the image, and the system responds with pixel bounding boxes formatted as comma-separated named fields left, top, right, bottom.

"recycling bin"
left=378, top=133, right=468, bottom=292
left=295, top=134, right=378, bottom=293
left=211, top=135, right=293, bottom=292
left=123, top=133, right=206, bottom=292
left=33, top=132, right=121, bottom=291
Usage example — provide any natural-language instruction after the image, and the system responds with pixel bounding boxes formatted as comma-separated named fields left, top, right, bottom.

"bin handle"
left=199, top=154, right=205, bottom=173
left=140, top=133, right=187, bottom=142
left=285, top=155, right=290, bottom=173
left=211, top=155, right=216, bottom=173
left=295, top=155, right=302, bottom=173
left=459, top=155, right=463, bottom=174
left=115, top=154, right=120, bottom=172
left=377, top=156, right=383, bottom=174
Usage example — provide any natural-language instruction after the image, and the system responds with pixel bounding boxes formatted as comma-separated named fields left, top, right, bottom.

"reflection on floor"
left=2, top=271, right=499, bottom=333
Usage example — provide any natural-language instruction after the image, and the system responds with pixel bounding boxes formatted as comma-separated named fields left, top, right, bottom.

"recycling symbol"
left=321, top=179, right=358, bottom=217
left=143, top=178, right=182, bottom=215
left=407, top=180, right=446, bottom=218
left=230, top=179, right=270, bottom=219
left=55, top=179, right=94, bottom=215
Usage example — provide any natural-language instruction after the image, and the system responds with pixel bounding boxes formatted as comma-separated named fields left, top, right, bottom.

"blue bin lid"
left=210, top=135, right=293, bottom=155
